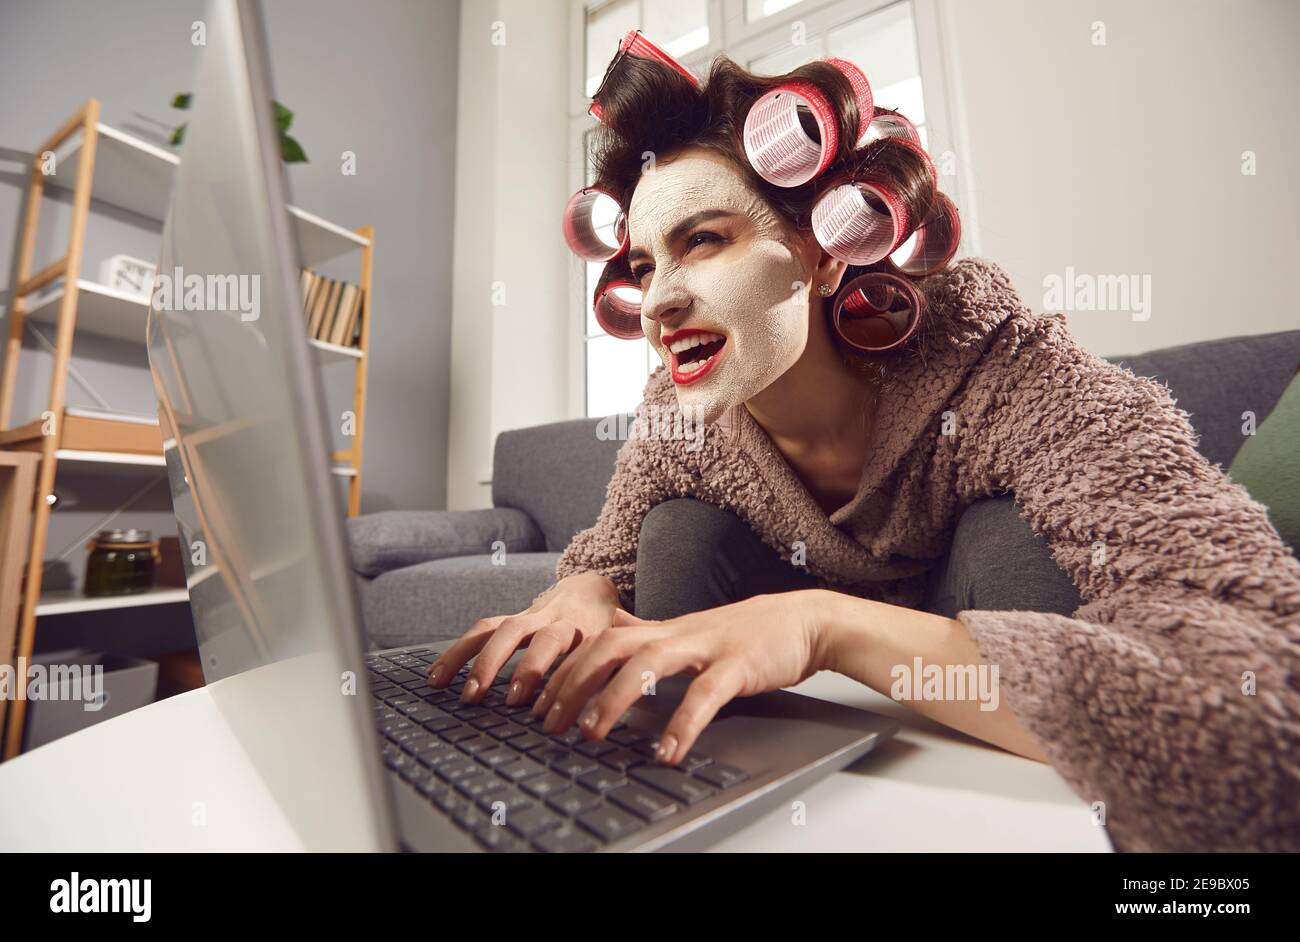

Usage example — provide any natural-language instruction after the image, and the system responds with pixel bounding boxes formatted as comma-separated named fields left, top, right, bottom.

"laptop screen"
left=146, top=0, right=394, bottom=851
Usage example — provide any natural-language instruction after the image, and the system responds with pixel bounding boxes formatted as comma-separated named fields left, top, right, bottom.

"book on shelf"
left=299, top=267, right=364, bottom=349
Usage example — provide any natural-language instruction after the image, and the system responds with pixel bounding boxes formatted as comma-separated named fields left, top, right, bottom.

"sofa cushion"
left=1108, top=329, right=1300, bottom=468
left=358, top=552, right=561, bottom=649
left=1229, top=368, right=1300, bottom=554
left=347, top=508, right=543, bottom=578
left=492, top=417, right=624, bottom=551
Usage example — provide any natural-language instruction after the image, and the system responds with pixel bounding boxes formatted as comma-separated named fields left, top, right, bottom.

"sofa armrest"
left=347, top=508, right=544, bottom=578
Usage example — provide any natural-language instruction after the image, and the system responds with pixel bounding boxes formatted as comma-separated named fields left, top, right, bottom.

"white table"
left=0, top=670, right=1112, bottom=852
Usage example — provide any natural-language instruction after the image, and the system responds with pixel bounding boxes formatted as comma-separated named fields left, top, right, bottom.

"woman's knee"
left=635, top=498, right=815, bottom=619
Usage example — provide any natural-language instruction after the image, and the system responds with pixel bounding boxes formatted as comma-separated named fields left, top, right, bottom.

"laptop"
left=146, top=0, right=899, bottom=852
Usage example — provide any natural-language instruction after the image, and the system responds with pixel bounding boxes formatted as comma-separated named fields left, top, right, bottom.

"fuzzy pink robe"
left=556, top=257, right=1300, bottom=852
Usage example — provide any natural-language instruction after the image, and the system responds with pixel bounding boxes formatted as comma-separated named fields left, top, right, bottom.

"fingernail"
left=543, top=701, right=563, bottom=732
left=507, top=680, right=523, bottom=705
left=533, top=690, right=551, bottom=716
left=461, top=678, right=480, bottom=702
left=580, top=709, right=599, bottom=732
left=428, top=665, right=445, bottom=686
left=656, top=734, right=678, bottom=763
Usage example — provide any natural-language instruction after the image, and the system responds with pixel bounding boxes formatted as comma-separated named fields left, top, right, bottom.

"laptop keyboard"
left=367, top=646, right=751, bottom=853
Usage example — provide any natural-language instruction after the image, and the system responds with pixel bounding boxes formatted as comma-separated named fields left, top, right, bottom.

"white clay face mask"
left=628, top=150, right=813, bottom=426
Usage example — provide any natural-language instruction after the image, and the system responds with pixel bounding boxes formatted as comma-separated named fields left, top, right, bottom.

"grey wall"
left=0, top=0, right=458, bottom=651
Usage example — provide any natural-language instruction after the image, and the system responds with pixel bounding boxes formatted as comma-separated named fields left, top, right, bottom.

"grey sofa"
left=349, top=329, right=1300, bottom=649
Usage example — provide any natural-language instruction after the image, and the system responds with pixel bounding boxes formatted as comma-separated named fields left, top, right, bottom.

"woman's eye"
left=632, top=264, right=653, bottom=283
left=687, top=231, right=722, bottom=251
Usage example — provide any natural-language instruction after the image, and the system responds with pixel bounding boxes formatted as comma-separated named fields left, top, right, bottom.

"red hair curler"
left=811, top=177, right=910, bottom=266
left=864, top=107, right=921, bottom=146
left=562, top=186, right=628, bottom=262
left=743, top=80, right=840, bottom=187
left=593, top=277, right=644, bottom=339
left=888, top=191, right=961, bottom=277
left=831, top=272, right=923, bottom=354
left=824, top=57, right=875, bottom=145
left=589, top=29, right=700, bottom=123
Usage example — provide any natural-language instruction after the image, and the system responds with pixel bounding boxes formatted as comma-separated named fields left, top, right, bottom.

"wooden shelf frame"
left=0, top=100, right=375, bottom=759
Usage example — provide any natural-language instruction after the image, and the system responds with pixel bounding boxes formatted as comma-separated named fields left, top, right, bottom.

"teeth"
left=676, top=353, right=717, bottom=374
left=667, top=332, right=724, bottom=355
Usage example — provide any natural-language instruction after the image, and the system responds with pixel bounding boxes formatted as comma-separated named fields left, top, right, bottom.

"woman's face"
left=628, top=147, right=817, bottom=425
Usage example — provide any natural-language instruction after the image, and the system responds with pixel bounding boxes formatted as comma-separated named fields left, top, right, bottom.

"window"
left=573, top=0, right=939, bottom=417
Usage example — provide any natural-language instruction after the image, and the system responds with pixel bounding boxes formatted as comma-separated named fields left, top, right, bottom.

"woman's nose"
left=641, top=269, right=693, bottom=325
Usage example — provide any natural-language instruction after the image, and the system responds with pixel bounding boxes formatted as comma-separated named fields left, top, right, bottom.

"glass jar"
left=84, top=529, right=159, bottom=597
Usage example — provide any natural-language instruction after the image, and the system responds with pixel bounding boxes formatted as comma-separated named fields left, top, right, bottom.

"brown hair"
left=589, top=53, right=959, bottom=370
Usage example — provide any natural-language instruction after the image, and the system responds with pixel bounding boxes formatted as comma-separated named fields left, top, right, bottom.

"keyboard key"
left=534, top=745, right=570, bottom=766
left=533, top=825, right=599, bottom=854
left=435, top=759, right=480, bottom=783
left=630, top=765, right=718, bottom=805
left=608, top=727, right=649, bottom=747
left=551, top=728, right=585, bottom=747
left=439, top=725, right=480, bottom=744
left=488, top=722, right=528, bottom=741
left=496, top=757, right=546, bottom=782
left=678, top=752, right=712, bottom=773
left=600, top=749, right=646, bottom=773
left=609, top=784, right=678, bottom=822
left=475, top=747, right=515, bottom=769
left=471, top=713, right=508, bottom=731
left=509, top=732, right=547, bottom=752
left=507, top=805, right=565, bottom=839
left=577, top=768, right=627, bottom=794
left=574, top=739, right=617, bottom=758
left=457, top=736, right=494, bottom=756
left=550, top=754, right=598, bottom=778
left=546, top=787, right=602, bottom=817
left=457, top=774, right=507, bottom=801
left=421, top=715, right=462, bottom=734
left=694, top=763, right=750, bottom=789
left=521, top=772, right=571, bottom=799
left=477, top=788, right=533, bottom=816
left=401, top=705, right=439, bottom=723
left=577, top=804, right=645, bottom=843
left=475, top=823, right=529, bottom=853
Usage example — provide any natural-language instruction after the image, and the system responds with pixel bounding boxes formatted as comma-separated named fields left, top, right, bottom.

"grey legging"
left=633, top=497, right=1083, bottom=621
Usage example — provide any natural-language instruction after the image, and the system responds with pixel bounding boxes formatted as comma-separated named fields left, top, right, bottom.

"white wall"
left=939, top=0, right=1300, bottom=357
left=447, top=0, right=571, bottom=509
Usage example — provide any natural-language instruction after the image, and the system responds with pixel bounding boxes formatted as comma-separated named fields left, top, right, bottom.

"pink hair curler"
left=888, top=191, right=961, bottom=277
left=589, top=29, right=700, bottom=124
left=562, top=186, right=628, bottom=262
left=864, top=107, right=921, bottom=146
left=593, top=278, right=644, bottom=339
left=831, top=272, right=923, bottom=354
left=743, top=80, right=840, bottom=187
left=825, top=57, right=875, bottom=145
left=811, top=178, right=910, bottom=266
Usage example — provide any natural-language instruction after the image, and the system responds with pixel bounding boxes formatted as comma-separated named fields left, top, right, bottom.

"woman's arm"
left=947, top=307, right=1300, bottom=851
left=819, top=591, right=1049, bottom=762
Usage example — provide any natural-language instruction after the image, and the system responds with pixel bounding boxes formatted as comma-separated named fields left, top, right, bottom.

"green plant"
left=169, top=93, right=308, bottom=163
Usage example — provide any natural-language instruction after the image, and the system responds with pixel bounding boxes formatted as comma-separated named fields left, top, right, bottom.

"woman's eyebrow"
left=628, top=208, right=738, bottom=263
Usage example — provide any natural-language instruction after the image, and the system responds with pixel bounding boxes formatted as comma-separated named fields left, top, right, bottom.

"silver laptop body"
left=147, top=0, right=898, bottom=853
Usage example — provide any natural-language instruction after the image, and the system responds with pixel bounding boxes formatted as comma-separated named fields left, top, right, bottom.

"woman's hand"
left=426, top=571, right=622, bottom=706
left=534, top=590, right=835, bottom=765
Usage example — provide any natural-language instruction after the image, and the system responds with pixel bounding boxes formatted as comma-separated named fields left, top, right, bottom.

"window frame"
left=566, top=0, right=977, bottom=418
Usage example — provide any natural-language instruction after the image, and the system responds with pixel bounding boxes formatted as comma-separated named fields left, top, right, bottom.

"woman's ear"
left=814, top=248, right=849, bottom=295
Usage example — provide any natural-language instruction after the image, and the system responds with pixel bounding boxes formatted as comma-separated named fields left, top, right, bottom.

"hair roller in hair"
left=824, top=57, right=875, bottom=144
left=831, top=272, right=923, bottom=354
left=562, top=186, right=628, bottom=262
left=593, top=278, right=644, bottom=339
left=811, top=178, right=910, bottom=266
left=888, top=191, right=961, bottom=277
left=864, top=107, right=921, bottom=146
left=589, top=29, right=700, bottom=123
left=743, top=80, right=841, bottom=187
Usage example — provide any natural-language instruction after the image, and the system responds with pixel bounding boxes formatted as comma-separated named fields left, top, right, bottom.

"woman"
left=428, top=39, right=1300, bottom=852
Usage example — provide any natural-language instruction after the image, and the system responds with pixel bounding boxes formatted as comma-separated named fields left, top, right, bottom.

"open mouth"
left=665, top=329, right=727, bottom=385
